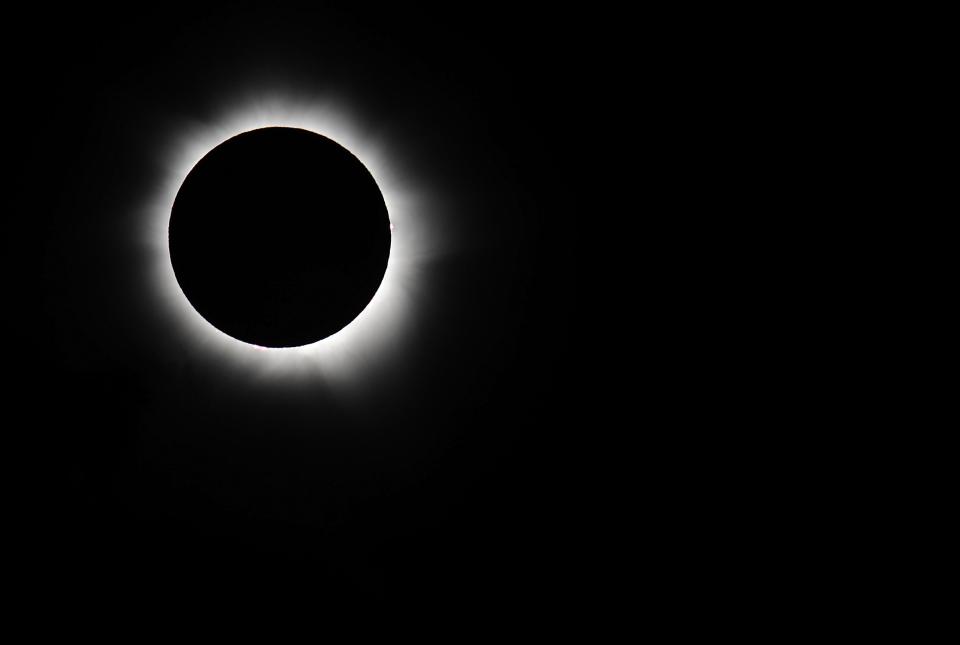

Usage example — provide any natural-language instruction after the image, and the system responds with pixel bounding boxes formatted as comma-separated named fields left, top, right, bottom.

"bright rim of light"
left=140, top=92, right=439, bottom=385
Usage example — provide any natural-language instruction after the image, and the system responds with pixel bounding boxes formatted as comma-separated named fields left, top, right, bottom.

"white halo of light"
left=138, top=91, right=442, bottom=386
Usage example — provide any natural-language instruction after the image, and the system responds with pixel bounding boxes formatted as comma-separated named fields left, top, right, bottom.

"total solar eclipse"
left=168, top=127, right=392, bottom=348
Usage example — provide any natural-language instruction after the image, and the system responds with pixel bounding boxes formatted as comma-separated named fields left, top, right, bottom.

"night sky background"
left=12, top=4, right=596, bottom=608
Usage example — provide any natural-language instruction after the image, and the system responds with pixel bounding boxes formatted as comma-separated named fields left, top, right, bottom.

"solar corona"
left=138, top=92, right=442, bottom=384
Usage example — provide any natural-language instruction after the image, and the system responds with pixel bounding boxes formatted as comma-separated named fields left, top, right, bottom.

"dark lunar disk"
left=169, top=127, right=391, bottom=347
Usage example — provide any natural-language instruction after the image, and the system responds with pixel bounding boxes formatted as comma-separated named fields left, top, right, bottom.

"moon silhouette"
left=168, top=127, right=391, bottom=348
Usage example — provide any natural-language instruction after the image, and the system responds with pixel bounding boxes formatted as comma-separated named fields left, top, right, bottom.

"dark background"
left=12, top=3, right=597, bottom=608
